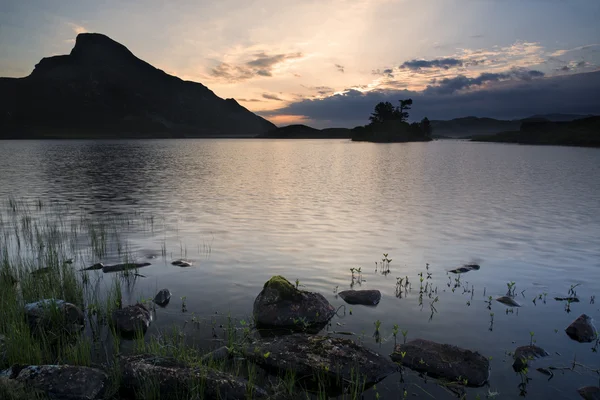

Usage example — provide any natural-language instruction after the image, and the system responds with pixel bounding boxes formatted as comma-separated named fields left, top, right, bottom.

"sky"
left=1, top=0, right=599, bottom=128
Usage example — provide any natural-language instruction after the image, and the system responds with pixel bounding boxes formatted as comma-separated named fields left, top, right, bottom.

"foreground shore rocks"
left=253, top=276, right=335, bottom=332
left=2, top=364, right=108, bottom=400
left=512, top=345, right=549, bottom=371
left=24, top=299, right=84, bottom=335
left=112, top=303, right=151, bottom=337
left=338, top=289, right=381, bottom=305
left=566, top=314, right=597, bottom=343
left=391, top=339, right=489, bottom=387
left=241, top=334, right=396, bottom=392
left=120, top=354, right=267, bottom=399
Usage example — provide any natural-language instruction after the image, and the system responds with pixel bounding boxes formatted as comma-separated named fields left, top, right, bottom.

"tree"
left=396, top=98, right=413, bottom=122
left=420, top=117, right=432, bottom=136
left=369, top=101, right=396, bottom=124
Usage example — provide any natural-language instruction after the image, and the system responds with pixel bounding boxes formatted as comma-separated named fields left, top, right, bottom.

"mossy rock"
left=262, top=276, right=303, bottom=300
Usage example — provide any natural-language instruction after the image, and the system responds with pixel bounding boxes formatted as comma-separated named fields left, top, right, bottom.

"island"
left=471, top=116, right=600, bottom=147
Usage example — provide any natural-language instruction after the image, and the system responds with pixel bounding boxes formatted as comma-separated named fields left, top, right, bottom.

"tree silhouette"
left=420, top=117, right=432, bottom=136
left=369, top=101, right=396, bottom=124
left=396, top=99, right=413, bottom=122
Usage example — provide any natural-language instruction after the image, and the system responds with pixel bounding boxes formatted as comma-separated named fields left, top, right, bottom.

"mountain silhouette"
left=0, top=33, right=275, bottom=138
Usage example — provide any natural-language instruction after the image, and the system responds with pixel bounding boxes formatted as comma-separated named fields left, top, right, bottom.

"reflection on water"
left=1, top=139, right=600, bottom=399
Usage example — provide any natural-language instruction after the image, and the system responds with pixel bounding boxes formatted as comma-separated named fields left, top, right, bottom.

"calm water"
left=1, top=139, right=599, bottom=399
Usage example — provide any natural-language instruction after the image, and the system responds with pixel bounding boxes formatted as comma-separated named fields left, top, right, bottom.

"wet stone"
left=338, top=289, right=381, bottom=305
left=112, top=303, right=151, bottom=338
left=153, top=288, right=171, bottom=307
left=496, top=296, right=521, bottom=307
left=449, top=264, right=481, bottom=274
left=24, top=299, right=84, bottom=335
left=102, top=262, right=151, bottom=273
left=172, top=259, right=192, bottom=267
left=391, top=338, right=490, bottom=387
left=566, top=314, right=597, bottom=343
left=512, top=345, right=549, bottom=372
left=578, top=386, right=600, bottom=400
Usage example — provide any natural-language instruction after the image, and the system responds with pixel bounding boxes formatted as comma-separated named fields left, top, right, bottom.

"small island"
left=471, top=116, right=600, bottom=147
left=350, top=99, right=433, bottom=143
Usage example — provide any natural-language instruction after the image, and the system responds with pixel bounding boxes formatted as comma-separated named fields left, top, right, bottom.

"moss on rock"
left=263, top=276, right=300, bottom=300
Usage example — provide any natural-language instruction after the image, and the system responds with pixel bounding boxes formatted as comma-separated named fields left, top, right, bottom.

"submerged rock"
left=112, top=304, right=151, bottom=337
left=24, top=299, right=84, bottom=335
left=253, top=276, right=335, bottom=332
left=120, top=354, right=267, bottom=399
left=566, top=314, right=597, bottom=343
left=391, top=339, right=489, bottom=387
left=241, top=334, right=396, bottom=393
left=82, top=263, right=104, bottom=271
left=10, top=364, right=108, bottom=400
left=578, top=386, right=600, bottom=400
left=153, top=289, right=171, bottom=307
left=338, top=289, right=381, bottom=305
left=449, top=264, right=481, bottom=274
left=496, top=296, right=521, bottom=307
left=171, top=259, right=192, bottom=267
left=512, top=345, right=549, bottom=371
left=102, top=262, right=151, bottom=273
left=555, top=297, right=580, bottom=302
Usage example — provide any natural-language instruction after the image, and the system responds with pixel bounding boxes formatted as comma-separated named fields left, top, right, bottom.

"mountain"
left=0, top=33, right=275, bottom=139
left=257, top=124, right=352, bottom=139
left=524, top=113, right=596, bottom=122
left=471, top=116, right=600, bottom=147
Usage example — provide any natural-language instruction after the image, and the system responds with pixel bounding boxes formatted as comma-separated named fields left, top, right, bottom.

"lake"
left=1, top=139, right=599, bottom=399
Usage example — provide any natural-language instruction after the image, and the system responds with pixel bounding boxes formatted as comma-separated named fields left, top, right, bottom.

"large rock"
left=578, top=386, right=600, bottom=400
left=449, top=264, right=480, bottom=274
left=253, top=276, right=335, bottom=332
left=496, top=296, right=521, bottom=307
left=102, top=262, right=151, bottom=273
left=241, top=334, right=396, bottom=393
left=9, top=364, right=108, bottom=400
left=566, top=314, right=597, bottom=343
left=391, top=339, right=489, bottom=387
left=24, top=299, right=84, bottom=335
left=111, top=303, right=151, bottom=337
left=153, top=289, right=171, bottom=307
left=120, top=354, right=267, bottom=399
left=512, top=345, right=549, bottom=372
left=338, top=290, right=381, bottom=305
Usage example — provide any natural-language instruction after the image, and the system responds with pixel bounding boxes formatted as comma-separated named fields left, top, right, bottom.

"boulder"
left=338, top=290, right=381, bottom=305
left=24, top=299, right=84, bottom=335
left=241, top=334, right=396, bottom=394
left=120, top=354, right=267, bottom=399
left=391, top=339, right=489, bottom=387
left=496, top=296, right=521, bottom=307
left=512, top=345, right=549, bottom=371
left=153, top=289, right=171, bottom=307
left=10, top=364, right=107, bottom=400
left=578, top=386, right=600, bottom=400
left=112, top=303, right=151, bottom=337
left=566, top=314, right=597, bottom=343
left=253, top=276, right=335, bottom=332
left=102, top=262, right=151, bottom=273
left=172, top=259, right=192, bottom=267
left=449, top=264, right=481, bottom=274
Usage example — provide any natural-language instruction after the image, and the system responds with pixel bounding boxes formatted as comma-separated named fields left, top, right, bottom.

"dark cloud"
left=210, top=51, right=303, bottom=82
left=260, top=71, right=600, bottom=128
left=372, top=68, right=394, bottom=78
left=335, top=64, right=345, bottom=73
left=425, top=69, right=544, bottom=95
left=237, top=98, right=263, bottom=102
left=262, top=93, right=283, bottom=101
left=302, top=85, right=335, bottom=96
left=400, top=58, right=463, bottom=71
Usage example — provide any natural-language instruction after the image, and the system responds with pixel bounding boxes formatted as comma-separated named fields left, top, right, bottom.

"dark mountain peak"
left=70, top=33, right=134, bottom=61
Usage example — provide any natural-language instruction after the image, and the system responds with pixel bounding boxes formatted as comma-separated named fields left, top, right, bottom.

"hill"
left=0, top=33, right=275, bottom=139
left=256, top=125, right=352, bottom=139
left=471, top=116, right=600, bottom=147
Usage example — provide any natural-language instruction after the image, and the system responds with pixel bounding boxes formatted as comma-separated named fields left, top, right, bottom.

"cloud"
left=210, top=51, right=303, bottom=82
left=400, top=58, right=464, bottom=71
left=237, top=98, right=263, bottom=102
left=335, top=64, right=345, bottom=73
left=262, top=93, right=284, bottom=101
left=302, top=85, right=335, bottom=96
left=260, top=71, right=600, bottom=128
left=67, top=23, right=88, bottom=35
left=424, top=68, right=544, bottom=95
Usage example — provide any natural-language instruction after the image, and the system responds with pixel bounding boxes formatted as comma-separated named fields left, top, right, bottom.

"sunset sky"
left=1, top=0, right=599, bottom=127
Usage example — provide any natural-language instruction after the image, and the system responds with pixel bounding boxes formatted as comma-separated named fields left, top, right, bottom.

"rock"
left=102, top=262, right=151, bottom=273
left=338, top=290, right=381, bottom=305
left=171, top=259, right=192, bottom=267
left=82, top=263, right=104, bottom=271
left=153, top=289, right=171, bottom=307
left=64, top=259, right=74, bottom=264
left=578, top=386, right=600, bottom=400
left=555, top=297, right=580, bottom=302
left=120, top=354, right=267, bottom=399
left=566, top=314, right=597, bottom=343
left=241, top=334, right=396, bottom=394
left=496, top=296, right=521, bottom=307
left=111, top=303, right=151, bottom=337
left=11, top=364, right=108, bottom=400
left=449, top=264, right=480, bottom=274
left=200, top=346, right=231, bottom=365
left=391, top=339, right=489, bottom=387
left=253, top=276, right=335, bottom=332
left=24, top=299, right=84, bottom=335
left=512, top=345, right=549, bottom=371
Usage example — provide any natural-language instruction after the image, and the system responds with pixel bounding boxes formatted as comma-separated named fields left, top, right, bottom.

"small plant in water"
left=401, top=329, right=408, bottom=344
left=506, top=281, right=516, bottom=297
left=529, top=331, right=535, bottom=346
left=392, top=324, right=399, bottom=346
left=180, top=296, right=187, bottom=312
